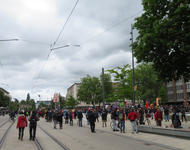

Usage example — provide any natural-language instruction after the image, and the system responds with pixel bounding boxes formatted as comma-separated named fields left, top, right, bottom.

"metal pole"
left=102, top=68, right=105, bottom=110
left=131, top=24, right=136, bottom=105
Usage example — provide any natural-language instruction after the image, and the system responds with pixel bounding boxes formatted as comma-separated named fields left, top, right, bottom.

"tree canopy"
left=132, top=0, right=190, bottom=81
left=77, top=75, right=101, bottom=106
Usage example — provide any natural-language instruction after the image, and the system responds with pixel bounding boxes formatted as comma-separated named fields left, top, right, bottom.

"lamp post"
left=102, top=68, right=105, bottom=110
left=130, top=24, right=136, bottom=105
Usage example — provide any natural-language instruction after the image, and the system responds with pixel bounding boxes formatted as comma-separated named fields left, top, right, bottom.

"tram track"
left=0, top=120, right=9, bottom=128
left=0, top=122, right=14, bottom=149
left=35, top=125, right=71, bottom=150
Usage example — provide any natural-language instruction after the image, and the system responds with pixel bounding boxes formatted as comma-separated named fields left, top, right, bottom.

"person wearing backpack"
left=17, top=111, right=28, bottom=141
left=28, top=111, right=39, bottom=140
left=119, top=109, right=125, bottom=133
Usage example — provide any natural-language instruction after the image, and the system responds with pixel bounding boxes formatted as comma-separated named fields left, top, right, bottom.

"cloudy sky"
left=0, top=0, right=143, bottom=101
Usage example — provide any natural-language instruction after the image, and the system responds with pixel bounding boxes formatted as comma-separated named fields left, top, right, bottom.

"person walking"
left=111, top=109, right=118, bottom=131
left=69, top=110, right=73, bottom=126
left=16, top=111, right=28, bottom=141
left=88, top=108, right=96, bottom=133
left=181, top=107, right=187, bottom=122
left=101, top=109, right=108, bottom=127
left=164, top=106, right=170, bottom=122
left=119, top=109, right=125, bottom=133
left=128, top=108, right=138, bottom=134
left=77, top=110, right=83, bottom=127
left=28, top=111, right=39, bottom=140
left=57, top=111, right=63, bottom=129
left=154, top=108, right=163, bottom=126
left=52, top=111, right=58, bottom=129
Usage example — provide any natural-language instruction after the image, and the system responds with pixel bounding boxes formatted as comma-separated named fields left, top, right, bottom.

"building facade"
left=66, top=83, right=81, bottom=100
left=0, top=87, right=10, bottom=97
left=167, top=77, right=190, bottom=103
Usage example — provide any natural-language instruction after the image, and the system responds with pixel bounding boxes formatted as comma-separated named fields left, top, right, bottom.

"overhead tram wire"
left=30, top=0, right=80, bottom=93
left=79, top=10, right=143, bottom=46
left=52, top=0, right=80, bottom=48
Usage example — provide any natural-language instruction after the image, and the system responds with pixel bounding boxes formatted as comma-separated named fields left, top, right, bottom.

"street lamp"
left=0, top=39, right=19, bottom=42
left=130, top=24, right=136, bottom=105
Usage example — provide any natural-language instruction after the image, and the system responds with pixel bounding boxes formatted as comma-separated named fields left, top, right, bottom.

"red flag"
left=145, top=101, right=149, bottom=109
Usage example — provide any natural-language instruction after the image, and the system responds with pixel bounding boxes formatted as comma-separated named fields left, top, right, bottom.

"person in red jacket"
left=128, top=107, right=138, bottom=133
left=17, top=111, right=27, bottom=141
left=154, top=108, right=163, bottom=126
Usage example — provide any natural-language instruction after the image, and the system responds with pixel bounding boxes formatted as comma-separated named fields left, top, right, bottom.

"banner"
left=53, top=93, right=59, bottom=103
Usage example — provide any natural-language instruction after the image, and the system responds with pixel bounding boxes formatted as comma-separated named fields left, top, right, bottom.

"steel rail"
left=34, top=138, right=44, bottom=150
left=0, top=122, right=14, bottom=149
left=38, top=125, right=71, bottom=150
left=0, top=120, right=9, bottom=128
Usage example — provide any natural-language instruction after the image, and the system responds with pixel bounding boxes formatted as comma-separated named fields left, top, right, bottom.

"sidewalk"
left=77, top=115, right=190, bottom=150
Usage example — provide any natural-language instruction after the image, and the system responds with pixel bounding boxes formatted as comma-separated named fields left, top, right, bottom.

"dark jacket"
left=101, top=111, right=107, bottom=121
left=57, top=112, right=63, bottom=122
left=88, top=111, right=96, bottom=123
left=78, top=112, right=83, bottom=119
left=29, top=114, right=39, bottom=127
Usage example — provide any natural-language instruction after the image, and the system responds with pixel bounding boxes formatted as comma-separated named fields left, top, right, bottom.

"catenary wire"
left=30, top=0, right=80, bottom=93
left=79, top=10, right=143, bottom=46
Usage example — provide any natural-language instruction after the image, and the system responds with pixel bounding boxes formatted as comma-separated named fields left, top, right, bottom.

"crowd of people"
left=0, top=103, right=189, bottom=141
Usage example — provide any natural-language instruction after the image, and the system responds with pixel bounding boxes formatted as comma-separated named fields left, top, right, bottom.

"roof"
left=0, top=87, right=9, bottom=94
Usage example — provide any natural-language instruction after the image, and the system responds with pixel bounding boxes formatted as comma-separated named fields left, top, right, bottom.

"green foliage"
left=132, top=0, right=190, bottom=81
left=107, top=64, right=132, bottom=101
left=66, top=96, right=78, bottom=108
left=10, top=100, right=19, bottom=112
left=26, top=93, right=30, bottom=101
left=19, top=99, right=36, bottom=111
left=133, top=63, right=168, bottom=103
left=0, top=90, right=10, bottom=107
left=59, top=94, right=66, bottom=109
left=77, top=75, right=102, bottom=105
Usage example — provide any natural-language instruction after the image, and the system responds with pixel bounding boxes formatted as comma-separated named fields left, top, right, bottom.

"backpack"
left=119, top=113, right=123, bottom=120
left=30, top=116, right=37, bottom=126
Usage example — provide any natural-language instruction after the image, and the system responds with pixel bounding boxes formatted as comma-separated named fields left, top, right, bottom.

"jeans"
left=70, top=120, right=73, bottom=126
left=78, top=119, right=82, bottom=127
left=29, top=125, right=36, bottom=140
left=120, top=120, right=125, bottom=132
left=19, top=127, right=25, bottom=140
left=90, top=122, right=95, bottom=132
left=165, top=115, right=169, bottom=121
left=53, top=120, right=57, bottom=128
left=131, top=120, right=138, bottom=133
left=112, top=119, right=117, bottom=130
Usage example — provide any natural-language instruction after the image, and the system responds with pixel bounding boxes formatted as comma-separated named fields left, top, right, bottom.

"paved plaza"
left=0, top=115, right=190, bottom=150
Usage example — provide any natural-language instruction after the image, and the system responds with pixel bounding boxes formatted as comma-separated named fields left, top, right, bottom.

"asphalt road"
left=0, top=116, right=184, bottom=150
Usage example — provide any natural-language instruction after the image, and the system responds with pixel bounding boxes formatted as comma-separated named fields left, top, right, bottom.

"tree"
left=77, top=75, right=102, bottom=106
left=133, top=63, right=168, bottom=103
left=0, top=90, right=10, bottom=107
left=107, top=64, right=132, bottom=101
left=131, top=0, right=190, bottom=81
left=66, top=96, right=78, bottom=108
left=59, top=94, right=66, bottom=109
left=26, top=93, right=30, bottom=101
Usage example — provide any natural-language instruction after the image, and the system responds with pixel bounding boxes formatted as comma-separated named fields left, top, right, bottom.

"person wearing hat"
left=16, top=111, right=28, bottom=141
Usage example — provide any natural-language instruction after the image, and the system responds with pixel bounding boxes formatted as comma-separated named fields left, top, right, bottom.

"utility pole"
left=102, top=68, right=105, bottom=110
left=130, top=24, right=136, bottom=105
